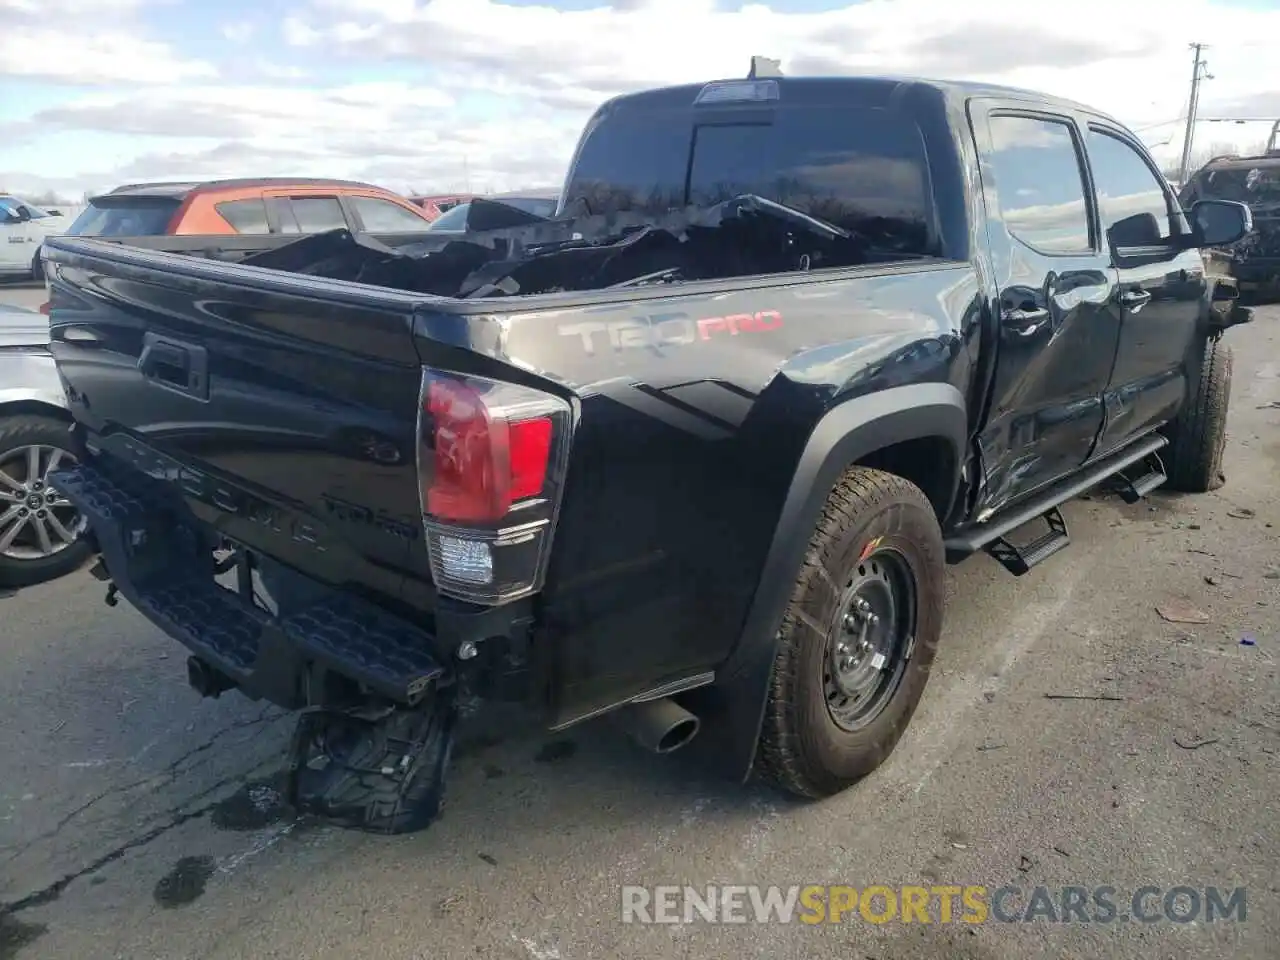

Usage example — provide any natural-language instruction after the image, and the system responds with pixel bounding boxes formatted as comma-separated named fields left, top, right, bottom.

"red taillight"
left=425, top=379, right=554, bottom=523
left=39, top=301, right=50, bottom=316
left=417, top=368, right=572, bottom=604
left=509, top=417, right=552, bottom=499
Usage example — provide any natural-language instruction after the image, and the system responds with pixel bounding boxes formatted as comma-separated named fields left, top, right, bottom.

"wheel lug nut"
left=37, top=509, right=47, bottom=518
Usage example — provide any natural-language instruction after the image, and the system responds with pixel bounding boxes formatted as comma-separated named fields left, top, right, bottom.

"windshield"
left=427, top=197, right=557, bottom=231
left=66, top=198, right=181, bottom=237
left=494, top=196, right=558, bottom=218
left=426, top=203, right=471, bottom=231
left=1185, top=166, right=1280, bottom=206
left=0, top=196, right=56, bottom=219
left=561, top=100, right=938, bottom=254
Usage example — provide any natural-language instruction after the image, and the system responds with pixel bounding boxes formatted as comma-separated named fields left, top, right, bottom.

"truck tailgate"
left=44, top=236, right=432, bottom=608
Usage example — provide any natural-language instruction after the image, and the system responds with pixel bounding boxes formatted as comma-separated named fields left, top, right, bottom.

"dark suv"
left=1179, top=144, right=1280, bottom=299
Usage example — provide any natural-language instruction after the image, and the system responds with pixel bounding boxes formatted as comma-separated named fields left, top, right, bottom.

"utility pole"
left=1178, top=43, right=1212, bottom=183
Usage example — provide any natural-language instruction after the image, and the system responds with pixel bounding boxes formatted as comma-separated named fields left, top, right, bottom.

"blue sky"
left=1, top=0, right=1277, bottom=200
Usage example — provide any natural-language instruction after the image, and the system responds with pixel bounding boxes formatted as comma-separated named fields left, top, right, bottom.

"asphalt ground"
left=1, top=279, right=1277, bottom=959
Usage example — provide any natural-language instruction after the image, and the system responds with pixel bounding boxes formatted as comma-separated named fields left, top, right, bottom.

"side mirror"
left=1189, top=199, right=1252, bottom=247
left=14, top=207, right=31, bottom=222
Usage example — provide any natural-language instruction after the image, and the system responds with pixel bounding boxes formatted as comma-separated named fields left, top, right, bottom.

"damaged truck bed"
left=232, top=192, right=928, bottom=299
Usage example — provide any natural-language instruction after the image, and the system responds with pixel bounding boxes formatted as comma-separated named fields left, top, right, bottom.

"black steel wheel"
left=824, top=549, right=916, bottom=732
left=755, top=466, right=946, bottom=800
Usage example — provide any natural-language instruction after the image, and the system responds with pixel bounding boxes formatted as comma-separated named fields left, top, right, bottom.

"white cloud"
left=0, top=0, right=214, bottom=86
left=2, top=0, right=1277, bottom=197
left=221, top=21, right=256, bottom=42
left=0, top=26, right=217, bottom=84
left=282, top=0, right=1277, bottom=126
left=0, top=0, right=155, bottom=13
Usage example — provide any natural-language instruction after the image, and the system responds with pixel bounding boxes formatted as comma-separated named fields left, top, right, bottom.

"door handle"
left=1001, top=305, right=1052, bottom=337
left=1119, top=288, right=1153, bottom=311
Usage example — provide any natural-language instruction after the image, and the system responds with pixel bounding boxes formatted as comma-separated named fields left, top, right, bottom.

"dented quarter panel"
left=416, top=262, right=984, bottom=725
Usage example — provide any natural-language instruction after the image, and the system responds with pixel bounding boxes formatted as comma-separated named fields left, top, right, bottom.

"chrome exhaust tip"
left=614, top=696, right=701, bottom=754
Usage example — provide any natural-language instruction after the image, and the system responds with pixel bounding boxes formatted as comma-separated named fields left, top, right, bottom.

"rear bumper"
left=52, top=456, right=448, bottom=709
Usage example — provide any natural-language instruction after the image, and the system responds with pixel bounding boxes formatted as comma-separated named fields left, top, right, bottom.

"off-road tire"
left=1163, top=337, right=1232, bottom=493
left=31, top=250, right=44, bottom=283
left=755, top=467, right=946, bottom=799
left=0, top=414, right=92, bottom=588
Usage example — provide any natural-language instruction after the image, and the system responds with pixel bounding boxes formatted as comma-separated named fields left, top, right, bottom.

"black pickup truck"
left=42, top=72, right=1254, bottom=834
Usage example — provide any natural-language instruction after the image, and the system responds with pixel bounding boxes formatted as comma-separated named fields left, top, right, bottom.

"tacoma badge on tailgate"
left=105, top=434, right=327, bottom=550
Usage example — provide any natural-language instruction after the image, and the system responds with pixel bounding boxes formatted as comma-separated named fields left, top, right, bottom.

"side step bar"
left=945, top=433, right=1169, bottom=572
left=1113, top=451, right=1168, bottom=504
left=985, top=506, right=1069, bottom=576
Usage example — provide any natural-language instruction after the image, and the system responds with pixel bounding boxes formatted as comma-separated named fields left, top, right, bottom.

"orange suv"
left=65, top=177, right=434, bottom=238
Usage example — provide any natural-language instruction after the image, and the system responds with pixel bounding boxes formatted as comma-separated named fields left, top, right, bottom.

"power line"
left=1131, top=117, right=1185, bottom=133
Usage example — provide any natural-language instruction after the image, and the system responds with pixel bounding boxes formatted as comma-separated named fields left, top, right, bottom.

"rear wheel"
left=755, top=467, right=946, bottom=799
left=1163, top=337, right=1232, bottom=493
left=0, top=415, right=91, bottom=588
left=31, top=250, right=44, bottom=283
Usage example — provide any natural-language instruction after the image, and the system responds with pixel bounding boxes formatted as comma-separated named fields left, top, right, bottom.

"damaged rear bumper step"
left=50, top=460, right=446, bottom=708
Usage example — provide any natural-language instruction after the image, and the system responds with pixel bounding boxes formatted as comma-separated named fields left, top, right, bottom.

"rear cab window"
left=66, top=199, right=180, bottom=237
left=561, top=85, right=942, bottom=264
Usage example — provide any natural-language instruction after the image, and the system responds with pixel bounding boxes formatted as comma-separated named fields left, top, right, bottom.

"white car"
left=0, top=302, right=91, bottom=588
left=0, top=196, right=70, bottom=281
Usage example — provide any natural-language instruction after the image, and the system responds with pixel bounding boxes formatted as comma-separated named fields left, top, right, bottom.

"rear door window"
left=215, top=198, right=270, bottom=234
left=288, top=197, right=348, bottom=232
left=348, top=196, right=431, bottom=232
left=66, top=199, right=180, bottom=236
left=984, top=115, right=1093, bottom=255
